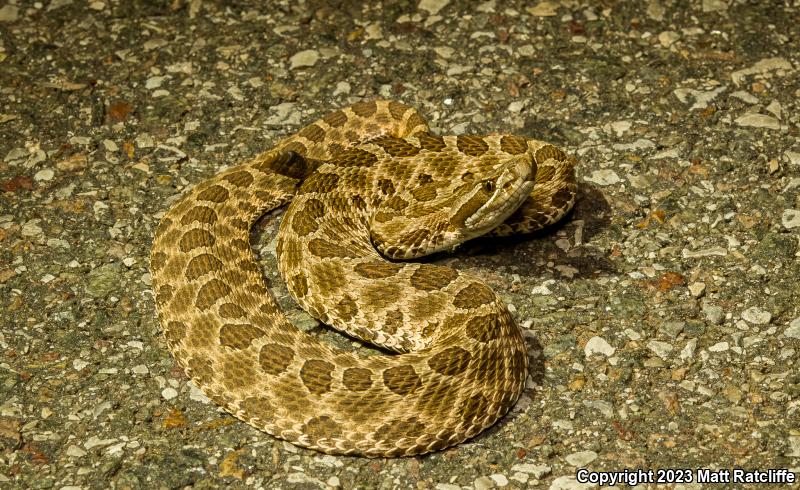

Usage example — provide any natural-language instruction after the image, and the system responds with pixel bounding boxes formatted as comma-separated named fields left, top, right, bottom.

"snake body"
left=150, top=100, right=576, bottom=457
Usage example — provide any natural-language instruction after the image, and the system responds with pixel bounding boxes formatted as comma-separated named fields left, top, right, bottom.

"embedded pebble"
left=66, top=444, right=87, bottom=457
left=647, top=0, right=665, bottom=21
left=702, top=304, right=725, bottom=325
left=730, top=57, right=793, bottom=85
left=564, top=450, right=597, bottom=467
left=490, top=474, right=509, bottom=487
left=474, top=476, right=496, bottom=490
left=782, top=209, right=800, bottom=229
left=511, top=463, right=551, bottom=478
left=730, top=90, right=759, bottom=104
left=766, top=100, right=782, bottom=119
left=584, top=169, right=621, bottom=186
left=161, top=387, right=178, bottom=400
left=708, top=341, right=729, bottom=352
left=785, top=151, right=800, bottom=166
left=34, top=168, right=55, bottom=181
left=527, top=2, right=559, bottom=17
left=549, top=476, right=593, bottom=490
left=131, top=365, right=149, bottom=375
left=333, top=81, right=350, bottom=95
left=784, top=318, right=800, bottom=340
left=584, top=336, right=615, bottom=357
left=0, top=4, right=18, bottom=22
left=688, top=282, right=705, bottom=298
left=702, top=0, right=728, bottom=12
left=735, top=113, right=780, bottom=129
left=658, top=31, right=680, bottom=48
left=647, top=340, right=673, bottom=359
left=73, top=359, right=89, bottom=371
left=86, top=263, right=122, bottom=298
left=289, top=50, right=319, bottom=69
left=741, top=307, right=772, bottom=325
left=419, top=0, right=450, bottom=15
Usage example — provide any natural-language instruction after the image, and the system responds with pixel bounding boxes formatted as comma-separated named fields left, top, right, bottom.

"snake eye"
left=483, top=180, right=495, bottom=192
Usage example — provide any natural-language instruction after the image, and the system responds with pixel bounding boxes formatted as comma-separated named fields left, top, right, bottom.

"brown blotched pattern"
left=150, top=100, right=577, bottom=458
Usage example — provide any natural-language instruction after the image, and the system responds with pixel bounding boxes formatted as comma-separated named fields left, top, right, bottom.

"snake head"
left=456, top=153, right=536, bottom=236
left=371, top=135, right=537, bottom=259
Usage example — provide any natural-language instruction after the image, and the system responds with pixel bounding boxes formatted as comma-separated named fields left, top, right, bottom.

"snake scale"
left=150, top=100, right=576, bottom=457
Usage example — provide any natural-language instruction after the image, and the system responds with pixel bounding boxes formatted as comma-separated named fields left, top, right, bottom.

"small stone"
left=647, top=340, right=673, bottom=359
left=136, top=133, right=154, bottom=148
left=419, top=0, right=450, bottom=15
left=518, top=45, right=535, bottom=56
left=527, top=1, right=559, bottom=16
left=188, top=382, right=211, bottom=403
left=646, top=0, right=665, bottom=21
left=433, top=46, right=454, bottom=58
left=766, top=100, right=782, bottom=119
left=21, top=219, right=43, bottom=237
left=604, top=120, right=631, bottom=137
left=474, top=476, right=496, bottom=490
left=435, top=485, right=460, bottom=490
left=583, top=400, right=614, bottom=418
left=682, top=246, right=728, bottom=258
left=161, top=387, right=178, bottom=400
left=702, top=304, right=725, bottom=325
left=722, top=384, right=743, bottom=404
left=490, top=474, right=509, bottom=487
left=708, top=341, right=729, bottom=352
left=289, top=50, right=319, bottom=69
left=784, top=317, right=800, bottom=339
left=782, top=209, right=800, bottom=229
left=735, top=113, right=780, bottom=130
left=730, top=90, right=759, bottom=104
left=145, top=76, right=166, bottom=89
left=34, top=169, right=54, bottom=181
left=327, top=476, right=341, bottom=488
left=736, top=113, right=781, bottom=129
left=658, top=31, right=680, bottom=48
left=132, top=365, right=149, bottom=375
left=624, top=328, right=642, bottom=340
left=511, top=463, right=551, bottom=478
left=550, top=476, right=594, bottom=490
left=785, top=151, right=800, bottom=166
left=508, top=100, right=526, bottom=113
left=702, top=0, right=728, bottom=12
left=333, top=81, right=350, bottom=95
left=565, top=450, right=597, bottom=467
left=86, top=263, right=122, bottom=298
left=680, top=339, right=697, bottom=360
left=687, top=282, right=705, bottom=298
left=741, top=306, right=772, bottom=325
left=66, top=444, right=87, bottom=457
left=73, top=359, right=89, bottom=371
left=584, top=336, right=615, bottom=357
left=660, top=321, right=685, bottom=338
left=0, top=4, right=18, bottom=22
left=731, top=57, right=793, bottom=86
left=787, top=436, right=800, bottom=457
left=585, top=169, right=620, bottom=186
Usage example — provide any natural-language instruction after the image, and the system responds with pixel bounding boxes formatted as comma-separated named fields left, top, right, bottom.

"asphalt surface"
left=1, top=1, right=799, bottom=489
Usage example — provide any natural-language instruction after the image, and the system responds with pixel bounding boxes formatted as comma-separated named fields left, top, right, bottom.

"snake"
left=150, top=100, right=577, bottom=457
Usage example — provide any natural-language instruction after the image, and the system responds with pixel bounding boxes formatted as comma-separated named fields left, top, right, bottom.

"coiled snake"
left=150, top=100, right=576, bottom=457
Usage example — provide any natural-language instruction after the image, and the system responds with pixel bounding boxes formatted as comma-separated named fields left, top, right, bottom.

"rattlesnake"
left=150, top=100, right=576, bottom=457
